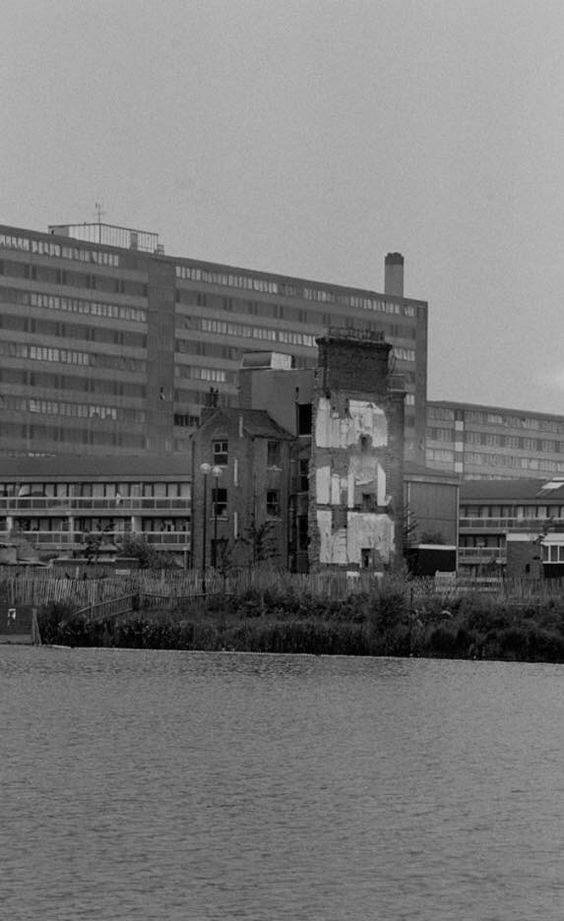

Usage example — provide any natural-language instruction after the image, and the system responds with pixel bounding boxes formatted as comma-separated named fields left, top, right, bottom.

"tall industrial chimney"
left=384, top=252, right=404, bottom=298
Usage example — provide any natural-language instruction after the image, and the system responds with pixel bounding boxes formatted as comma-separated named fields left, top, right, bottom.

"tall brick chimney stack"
left=384, top=252, right=404, bottom=298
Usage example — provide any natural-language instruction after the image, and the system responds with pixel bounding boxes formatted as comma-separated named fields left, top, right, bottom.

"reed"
left=24, top=569, right=564, bottom=662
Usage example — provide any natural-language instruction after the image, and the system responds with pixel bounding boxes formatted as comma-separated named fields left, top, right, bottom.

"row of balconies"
left=459, top=516, right=550, bottom=531
left=1, top=529, right=190, bottom=550
left=458, top=547, right=506, bottom=563
left=0, top=497, right=190, bottom=512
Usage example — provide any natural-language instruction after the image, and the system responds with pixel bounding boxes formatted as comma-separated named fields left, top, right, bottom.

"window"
left=297, top=459, right=309, bottom=492
left=267, top=441, right=281, bottom=467
left=267, top=490, right=280, bottom=517
left=332, top=506, right=347, bottom=530
left=213, top=440, right=228, bottom=466
left=212, top=487, right=227, bottom=517
left=297, top=404, right=312, bottom=435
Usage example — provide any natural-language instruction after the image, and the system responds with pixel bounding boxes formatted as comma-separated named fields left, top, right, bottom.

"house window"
left=297, top=403, right=312, bottom=435
left=267, top=441, right=281, bottom=467
left=361, top=548, right=372, bottom=569
left=297, top=459, right=309, bottom=492
left=211, top=487, right=227, bottom=517
left=267, top=490, right=280, bottom=517
left=213, top=440, right=228, bottom=465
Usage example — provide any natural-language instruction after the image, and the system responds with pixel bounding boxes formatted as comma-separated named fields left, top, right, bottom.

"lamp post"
left=211, top=465, right=222, bottom=567
left=200, top=462, right=223, bottom=593
left=200, top=463, right=211, bottom=594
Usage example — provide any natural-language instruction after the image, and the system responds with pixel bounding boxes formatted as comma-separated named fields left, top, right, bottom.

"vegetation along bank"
left=36, top=576, right=564, bottom=663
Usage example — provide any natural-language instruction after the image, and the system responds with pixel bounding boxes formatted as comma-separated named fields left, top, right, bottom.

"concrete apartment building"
left=459, top=476, right=564, bottom=578
left=426, top=400, right=564, bottom=480
left=0, top=454, right=191, bottom=565
left=0, top=222, right=428, bottom=462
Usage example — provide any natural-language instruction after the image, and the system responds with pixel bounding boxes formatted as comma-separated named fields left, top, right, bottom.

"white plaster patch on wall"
left=347, top=513, right=394, bottom=565
left=330, top=472, right=343, bottom=505
left=317, top=509, right=346, bottom=564
left=317, top=459, right=388, bottom=508
left=378, top=463, right=387, bottom=506
left=315, top=397, right=388, bottom=449
left=316, top=465, right=331, bottom=505
left=316, top=509, right=394, bottom=566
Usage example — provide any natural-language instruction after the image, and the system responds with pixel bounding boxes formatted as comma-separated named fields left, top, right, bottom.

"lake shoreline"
left=37, top=586, right=564, bottom=664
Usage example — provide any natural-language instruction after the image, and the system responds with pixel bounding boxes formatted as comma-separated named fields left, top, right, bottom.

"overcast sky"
left=3, top=1, right=564, bottom=414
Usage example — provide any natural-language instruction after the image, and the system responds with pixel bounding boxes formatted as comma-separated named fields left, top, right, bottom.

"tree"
left=117, top=533, right=174, bottom=570
left=419, top=530, right=446, bottom=545
left=84, top=531, right=104, bottom=564
left=237, top=519, right=279, bottom=568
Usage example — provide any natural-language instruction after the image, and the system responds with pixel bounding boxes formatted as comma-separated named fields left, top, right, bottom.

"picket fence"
left=1, top=568, right=564, bottom=613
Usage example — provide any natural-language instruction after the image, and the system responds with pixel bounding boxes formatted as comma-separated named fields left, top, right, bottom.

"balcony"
left=0, top=497, right=190, bottom=513
left=458, top=547, right=506, bottom=564
left=459, top=517, right=550, bottom=532
left=0, top=529, right=190, bottom=551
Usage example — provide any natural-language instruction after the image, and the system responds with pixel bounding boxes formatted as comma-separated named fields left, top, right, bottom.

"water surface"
left=2, top=648, right=563, bottom=920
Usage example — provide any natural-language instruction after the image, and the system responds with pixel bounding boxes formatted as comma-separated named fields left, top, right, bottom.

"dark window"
left=267, top=490, right=280, bottom=517
left=298, top=459, right=309, bottom=492
left=361, top=548, right=372, bottom=569
left=297, top=403, right=312, bottom=435
left=267, top=441, right=281, bottom=467
left=212, top=487, right=227, bottom=517
left=213, top=440, right=228, bottom=465
left=174, top=413, right=199, bottom=428
left=361, top=493, right=376, bottom=512
left=332, top=507, right=347, bottom=530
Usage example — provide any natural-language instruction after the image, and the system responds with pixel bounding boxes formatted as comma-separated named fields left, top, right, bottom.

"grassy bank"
left=37, top=581, right=564, bottom=663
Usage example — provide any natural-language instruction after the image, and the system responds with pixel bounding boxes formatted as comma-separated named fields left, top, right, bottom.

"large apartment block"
left=0, top=222, right=428, bottom=461
left=426, top=400, right=564, bottom=480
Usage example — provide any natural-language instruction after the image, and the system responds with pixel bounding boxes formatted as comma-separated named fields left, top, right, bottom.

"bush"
left=427, top=624, right=473, bottom=658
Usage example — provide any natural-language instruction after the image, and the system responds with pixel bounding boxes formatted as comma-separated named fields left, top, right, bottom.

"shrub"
left=428, top=624, right=473, bottom=658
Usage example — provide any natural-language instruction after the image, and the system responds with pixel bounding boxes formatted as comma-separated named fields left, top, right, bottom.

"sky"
left=3, top=0, right=564, bottom=415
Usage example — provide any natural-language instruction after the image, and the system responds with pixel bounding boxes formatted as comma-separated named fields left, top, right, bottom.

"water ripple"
left=1, top=648, right=562, bottom=920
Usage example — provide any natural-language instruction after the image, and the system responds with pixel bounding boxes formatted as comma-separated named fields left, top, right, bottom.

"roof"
left=404, top=461, right=460, bottom=485
left=428, top=399, right=564, bottom=424
left=197, top=408, right=294, bottom=440
left=0, top=453, right=190, bottom=480
left=460, top=477, right=564, bottom=502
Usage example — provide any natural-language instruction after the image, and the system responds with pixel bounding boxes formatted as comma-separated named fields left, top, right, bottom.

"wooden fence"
left=1, top=568, right=564, bottom=613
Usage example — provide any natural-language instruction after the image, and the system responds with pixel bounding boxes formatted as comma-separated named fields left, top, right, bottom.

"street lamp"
left=211, top=465, right=222, bottom=567
left=200, top=462, right=222, bottom=593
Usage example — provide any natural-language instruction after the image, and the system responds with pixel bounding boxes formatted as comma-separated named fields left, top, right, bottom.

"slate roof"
left=199, top=408, right=294, bottom=440
left=460, top=477, right=564, bottom=502
left=0, top=453, right=190, bottom=480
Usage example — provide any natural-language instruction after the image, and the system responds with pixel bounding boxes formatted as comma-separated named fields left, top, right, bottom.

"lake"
left=2, top=648, right=563, bottom=920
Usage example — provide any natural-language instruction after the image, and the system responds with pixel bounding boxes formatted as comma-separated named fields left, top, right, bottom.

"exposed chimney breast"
left=384, top=252, right=404, bottom=298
